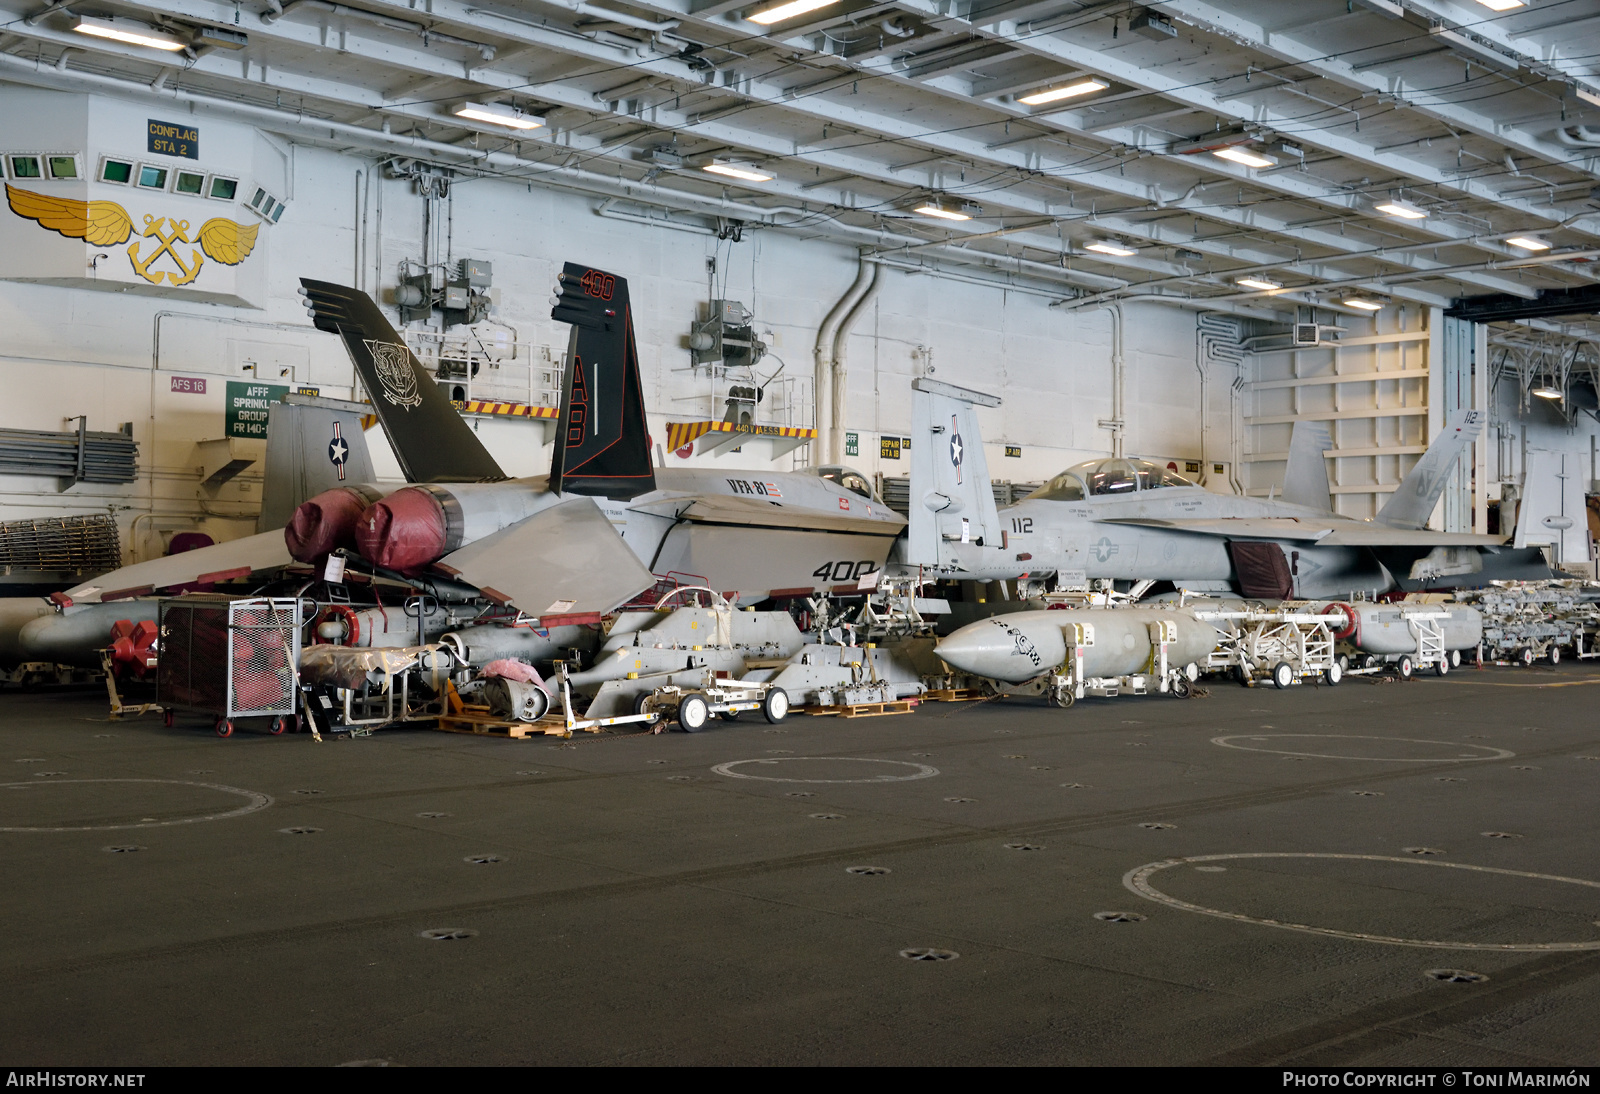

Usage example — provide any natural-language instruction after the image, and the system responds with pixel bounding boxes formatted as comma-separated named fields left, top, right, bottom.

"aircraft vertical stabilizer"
left=257, top=395, right=378, bottom=533
left=297, top=279, right=506, bottom=484
left=1376, top=409, right=1484, bottom=529
left=1281, top=420, right=1333, bottom=513
left=906, top=378, right=1003, bottom=566
left=548, top=262, right=657, bottom=500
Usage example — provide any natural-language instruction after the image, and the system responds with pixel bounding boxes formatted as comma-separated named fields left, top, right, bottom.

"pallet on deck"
left=804, top=699, right=918, bottom=719
left=921, top=688, right=984, bottom=703
left=433, top=705, right=572, bottom=738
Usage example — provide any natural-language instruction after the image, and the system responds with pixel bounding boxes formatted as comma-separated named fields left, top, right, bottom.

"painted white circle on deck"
left=711, top=757, right=939, bottom=784
left=1124, top=853, right=1600, bottom=952
left=0, top=779, right=273, bottom=833
left=1211, top=734, right=1514, bottom=762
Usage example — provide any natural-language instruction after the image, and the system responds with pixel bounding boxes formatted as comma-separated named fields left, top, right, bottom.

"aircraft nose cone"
left=936, top=614, right=1067, bottom=683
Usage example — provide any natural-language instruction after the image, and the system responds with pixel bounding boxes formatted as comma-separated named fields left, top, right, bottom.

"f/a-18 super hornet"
left=898, top=379, right=1551, bottom=599
left=43, top=264, right=902, bottom=631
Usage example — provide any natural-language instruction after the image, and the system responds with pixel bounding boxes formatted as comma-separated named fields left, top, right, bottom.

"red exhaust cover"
left=286, top=487, right=371, bottom=562
left=354, top=488, right=448, bottom=572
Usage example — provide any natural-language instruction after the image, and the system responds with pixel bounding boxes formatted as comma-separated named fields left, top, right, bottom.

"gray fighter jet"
left=897, top=380, right=1551, bottom=599
left=50, top=266, right=903, bottom=626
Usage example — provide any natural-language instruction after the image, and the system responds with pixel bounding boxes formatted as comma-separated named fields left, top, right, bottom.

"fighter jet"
left=898, top=379, right=1551, bottom=599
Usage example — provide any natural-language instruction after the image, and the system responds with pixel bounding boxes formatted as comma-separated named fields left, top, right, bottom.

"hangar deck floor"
left=3, top=668, right=1599, bottom=1068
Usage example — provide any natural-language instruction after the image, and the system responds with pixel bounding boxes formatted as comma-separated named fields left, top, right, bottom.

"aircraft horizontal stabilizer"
left=66, top=530, right=293, bottom=603
left=629, top=494, right=905, bottom=536
left=433, top=497, right=654, bottom=620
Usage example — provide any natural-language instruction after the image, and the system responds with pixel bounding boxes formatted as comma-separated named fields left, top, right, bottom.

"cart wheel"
left=719, top=711, right=740, bottom=722
left=1397, top=655, right=1414, bottom=680
left=1325, top=661, right=1343, bottom=686
left=1336, top=653, right=1350, bottom=675
left=214, top=718, right=234, bottom=738
left=162, top=709, right=173, bottom=728
left=632, top=691, right=653, bottom=717
left=1549, top=645, right=1562, bottom=666
left=1450, top=649, right=1461, bottom=668
left=1171, top=675, right=1192, bottom=699
left=1521, top=648, right=1535, bottom=666
left=1271, top=661, right=1294, bottom=690
left=270, top=715, right=291, bottom=735
left=763, top=687, right=790, bottom=724
left=677, top=694, right=709, bottom=733
left=1435, top=657, right=1449, bottom=677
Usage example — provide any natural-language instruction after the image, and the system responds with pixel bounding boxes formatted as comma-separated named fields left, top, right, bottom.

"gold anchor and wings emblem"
left=5, top=184, right=259, bottom=287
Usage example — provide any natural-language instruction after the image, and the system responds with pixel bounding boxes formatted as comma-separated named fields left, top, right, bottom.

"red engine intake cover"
left=354, top=488, right=448, bottom=572
left=285, top=487, right=372, bottom=562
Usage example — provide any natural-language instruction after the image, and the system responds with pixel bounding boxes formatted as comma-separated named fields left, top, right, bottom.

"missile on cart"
left=935, top=607, right=1223, bottom=684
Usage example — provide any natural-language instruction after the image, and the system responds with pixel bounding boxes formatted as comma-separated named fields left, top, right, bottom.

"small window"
left=8, top=155, right=42, bottom=179
left=173, top=170, right=205, bottom=195
left=46, top=155, right=80, bottom=180
left=259, top=197, right=276, bottom=219
left=137, top=164, right=168, bottom=189
left=207, top=176, right=237, bottom=200
left=269, top=201, right=285, bottom=223
left=99, top=157, right=134, bottom=184
left=249, top=187, right=268, bottom=210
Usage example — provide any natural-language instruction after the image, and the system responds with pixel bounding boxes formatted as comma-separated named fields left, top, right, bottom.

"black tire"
left=719, top=711, right=740, bottom=722
left=163, top=710, right=173, bottom=727
left=1172, top=676, right=1192, bottom=699
left=215, top=719, right=234, bottom=738
left=1271, top=661, right=1294, bottom=690
left=1397, top=655, right=1414, bottom=680
left=632, top=691, right=653, bottom=717
left=677, top=694, right=709, bottom=733
left=763, top=687, right=790, bottom=724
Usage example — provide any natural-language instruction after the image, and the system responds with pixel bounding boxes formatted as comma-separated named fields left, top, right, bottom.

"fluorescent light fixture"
left=747, top=0, right=838, bottom=25
left=1375, top=199, right=1427, bottom=220
left=703, top=161, right=774, bottom=182
left=912, top=196, right=981, bottom=221
left=1533, top=384, right=1564, bottom=399
left=1085, top=240, right=1137, bottom=257
left=1505, top=235, right=1550, bottom=251
left=1017, top=78, right=1110, bottom=106
left=1475, top=0, right=1524, bottom=10
left=453, top=102, right=544, bottom=130
left=1236, top=277, right=1281, bottom=291
left=1343, top=298, right=1384, bottom=311
left=1213, top=146, right=1278, bottom=169
left=73, top=15, right=186, bottom=51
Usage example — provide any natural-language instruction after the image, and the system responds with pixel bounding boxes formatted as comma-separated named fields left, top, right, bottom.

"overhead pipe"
left=815, top=255, right=876, bottom=465
left=829, top=261, right=880, bottom=465
left=263, top=0, right=498, bottom=59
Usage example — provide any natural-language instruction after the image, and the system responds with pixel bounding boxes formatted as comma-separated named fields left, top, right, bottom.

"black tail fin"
left=298, top=278, right=505, bottom=484
left=548, top=263, right=656, bottom=499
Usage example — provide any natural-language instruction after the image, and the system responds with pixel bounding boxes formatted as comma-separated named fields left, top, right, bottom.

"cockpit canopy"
left=807, top=464, right=879, bottom=502
left=1025, top=458, right=1197, bottom=501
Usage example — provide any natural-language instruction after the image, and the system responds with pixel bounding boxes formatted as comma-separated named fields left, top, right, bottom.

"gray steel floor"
left=3, top=667, right=1598, bottom=1066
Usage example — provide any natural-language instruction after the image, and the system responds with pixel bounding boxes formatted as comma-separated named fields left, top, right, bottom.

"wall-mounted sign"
left=170, top=376, right=206, bottom=394
left=1186, top=461, right=1200, bottom=474
left=148, top=119, right=198, bottom=160
left=880, top=436, right=902, bottom=460
left=845, top=431, right=858, bottom=457
left=225, top=380, right=287, bottom=438
left=1004, top=445, right=1022, bottom=458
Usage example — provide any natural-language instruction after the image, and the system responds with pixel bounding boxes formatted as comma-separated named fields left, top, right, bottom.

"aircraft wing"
left=433, top=496, right=654, bottom=619
left=1102, top=516, right=1505, bottom=548
left=66, top=530, right=294, bottom=603
left=1101, top=517, right=1335, bottom=542
left=629, top=494, right=906, bottom=536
